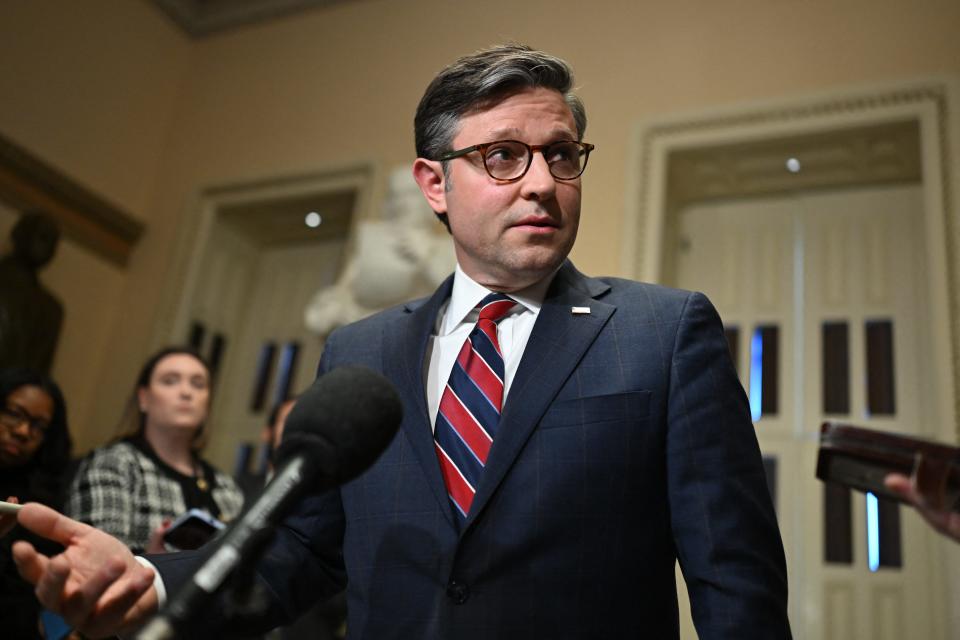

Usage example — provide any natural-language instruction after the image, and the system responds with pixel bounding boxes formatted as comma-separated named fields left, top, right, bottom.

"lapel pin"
left=571, top=306, right=591, bottom=315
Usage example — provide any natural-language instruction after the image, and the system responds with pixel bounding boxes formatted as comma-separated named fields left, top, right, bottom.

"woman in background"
left=0, top=367, right=72, bottom=639
left=66, top=346, right=243, bottom=553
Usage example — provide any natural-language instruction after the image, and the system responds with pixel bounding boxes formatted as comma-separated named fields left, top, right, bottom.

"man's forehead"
left=455, top=89, right=577, bottom=139
left=484, top=125, right=577, bottom=139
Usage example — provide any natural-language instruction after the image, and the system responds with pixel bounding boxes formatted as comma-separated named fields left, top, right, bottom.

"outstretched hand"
left=12, top=503, right=160, bottom=638
left=885, top=472, right=960, bottom=543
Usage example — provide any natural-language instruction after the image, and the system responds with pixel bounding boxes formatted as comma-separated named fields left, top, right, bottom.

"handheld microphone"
left=138, top=365, right=402, bottom=640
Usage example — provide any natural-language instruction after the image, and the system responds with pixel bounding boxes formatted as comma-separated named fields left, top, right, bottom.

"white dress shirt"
left=425, top=264, right=553, bottom=429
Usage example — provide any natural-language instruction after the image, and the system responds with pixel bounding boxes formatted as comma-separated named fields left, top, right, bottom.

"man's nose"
left=519, top=152, right=557, bottom=200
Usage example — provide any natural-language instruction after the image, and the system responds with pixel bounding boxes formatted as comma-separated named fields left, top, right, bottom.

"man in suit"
left=13, top=44, right=791, bottom=638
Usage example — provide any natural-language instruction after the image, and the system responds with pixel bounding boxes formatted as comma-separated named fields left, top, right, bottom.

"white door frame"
left=622, top=76, right=960, bottom=636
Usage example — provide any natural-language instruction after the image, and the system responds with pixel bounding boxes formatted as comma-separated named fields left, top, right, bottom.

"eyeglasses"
left=0, top=406, right=50, bottom=440
left=437, top=139, right=595, bottom=182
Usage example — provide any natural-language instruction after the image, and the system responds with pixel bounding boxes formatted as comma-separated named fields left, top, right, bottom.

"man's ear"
left=412, top=158, right=447, bottom=214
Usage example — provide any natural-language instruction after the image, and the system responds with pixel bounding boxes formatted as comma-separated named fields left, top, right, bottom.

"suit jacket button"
left=446, top=580, right=469, bottom=604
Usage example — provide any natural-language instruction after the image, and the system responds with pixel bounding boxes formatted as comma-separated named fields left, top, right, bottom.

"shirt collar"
left=438, top=264, right=556, bottom=335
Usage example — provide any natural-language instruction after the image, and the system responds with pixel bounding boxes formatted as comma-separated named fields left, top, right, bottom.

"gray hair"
left=414, top=44, right=587, bottom=161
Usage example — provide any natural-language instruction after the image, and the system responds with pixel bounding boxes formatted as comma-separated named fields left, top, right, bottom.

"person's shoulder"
left=596, top=276, right=688, bottom=295
left=328, top=294, right=432, bottom=341
left=81, top=440, right=147, bottom=471
left=86, top=439, right=134, bottom=458
left=70, top=441, right=148, bottom=493
left=317, top=292, right=438, bottom=375
left=559, top=261, right=694, bottom=303
left=591, top=275, right=701, bottom=308
left=353, top=294, right=432, bottom=326
left=570, top=271, right=726, bottom=330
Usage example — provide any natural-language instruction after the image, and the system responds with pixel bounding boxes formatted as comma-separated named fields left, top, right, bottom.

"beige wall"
left=1, top=0, right=958, bottom=453
left=0, top=1, right=189, bottom=450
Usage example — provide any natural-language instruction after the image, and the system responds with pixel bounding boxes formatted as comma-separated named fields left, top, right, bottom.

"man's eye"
left=546, top=144, right=577, bottom=163
left=486, top=146, right=520, bottom=163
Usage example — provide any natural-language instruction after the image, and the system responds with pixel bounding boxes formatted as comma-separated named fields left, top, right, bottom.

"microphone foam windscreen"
left=277, top=366, right=403, bottom=484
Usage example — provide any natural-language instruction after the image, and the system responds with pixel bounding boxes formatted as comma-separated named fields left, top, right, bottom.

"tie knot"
left=476, top=292, right=515, bottom=323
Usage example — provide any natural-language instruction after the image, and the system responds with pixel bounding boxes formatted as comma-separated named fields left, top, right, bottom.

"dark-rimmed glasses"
left=437, top=140, right=595, bottom=182
left=0, top=406, right=50, bottom=440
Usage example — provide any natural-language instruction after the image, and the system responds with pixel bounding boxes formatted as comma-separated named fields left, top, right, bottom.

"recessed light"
left=785, top=157, right=801, bottom=173
left=305, top=211, right=322, bottom=228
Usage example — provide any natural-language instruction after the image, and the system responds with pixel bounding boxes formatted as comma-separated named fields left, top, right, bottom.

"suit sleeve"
left=666, top=292, right=792, bottom=638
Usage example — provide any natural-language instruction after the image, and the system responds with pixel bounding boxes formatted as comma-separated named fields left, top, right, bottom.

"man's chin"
left=496, top=256, right=567, bottom=290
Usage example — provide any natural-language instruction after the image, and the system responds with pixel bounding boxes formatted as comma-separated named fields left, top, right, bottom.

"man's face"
left=414, top=87, right=582, bottom=292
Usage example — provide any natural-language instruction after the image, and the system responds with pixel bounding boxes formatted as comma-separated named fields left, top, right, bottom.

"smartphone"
left=162, top=508, right=225, bottom=551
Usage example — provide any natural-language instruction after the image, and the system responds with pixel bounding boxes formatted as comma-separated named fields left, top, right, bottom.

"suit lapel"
left=465, top=262, right=614, bottom=529
left=382, top=276, right=458, bottom=528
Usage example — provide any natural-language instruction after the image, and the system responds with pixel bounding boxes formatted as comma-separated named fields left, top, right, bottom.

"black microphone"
left=138, top=366, right=402, bottom=640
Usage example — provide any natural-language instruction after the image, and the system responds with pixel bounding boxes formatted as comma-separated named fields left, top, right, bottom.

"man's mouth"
left=512, top=215, right=557, bottom=229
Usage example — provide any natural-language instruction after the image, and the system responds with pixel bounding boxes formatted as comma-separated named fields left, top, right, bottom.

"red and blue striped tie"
left=434, top=292, right=515, bottom=524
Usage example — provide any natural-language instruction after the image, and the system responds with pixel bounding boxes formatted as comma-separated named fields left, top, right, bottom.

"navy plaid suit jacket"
left=153, top=260, right=791, bottom=639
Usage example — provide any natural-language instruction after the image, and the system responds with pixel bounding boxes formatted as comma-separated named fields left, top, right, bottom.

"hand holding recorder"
left=884, top=472, right=960, bottom=543
left=816, top=421, right=960, bottom=543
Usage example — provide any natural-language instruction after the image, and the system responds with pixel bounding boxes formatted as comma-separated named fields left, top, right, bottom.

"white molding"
left=156, top=162, right=378, bottom=348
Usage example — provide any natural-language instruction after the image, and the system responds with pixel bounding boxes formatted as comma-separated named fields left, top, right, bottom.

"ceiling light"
left=785, top=157, right=801, bottom=173
left=305, top=211, right=322, bottom=228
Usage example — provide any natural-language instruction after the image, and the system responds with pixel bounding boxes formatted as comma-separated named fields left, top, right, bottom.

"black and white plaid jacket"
left=66, top=439, right=244, bottom=553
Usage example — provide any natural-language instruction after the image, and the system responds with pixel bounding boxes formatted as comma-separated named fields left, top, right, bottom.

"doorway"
left=168, top=166, right=373, bottom=474
left=625, top=79, right=959, bottom=638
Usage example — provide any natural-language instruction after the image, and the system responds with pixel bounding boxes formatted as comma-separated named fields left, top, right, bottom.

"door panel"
left=671, top=184, right=944, bottom=639
left=187, top=222, right=347, bottom=473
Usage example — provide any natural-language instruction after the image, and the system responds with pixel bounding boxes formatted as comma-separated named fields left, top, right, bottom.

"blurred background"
left=1, top=1, right=958, bottom=637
